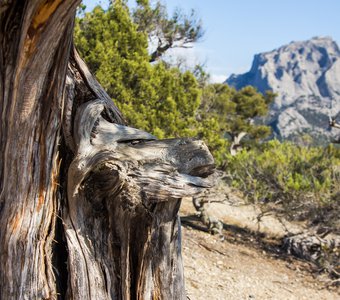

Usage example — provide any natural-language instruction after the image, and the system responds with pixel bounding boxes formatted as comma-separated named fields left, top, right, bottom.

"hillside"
left=226, top=36, right=340, bottom=141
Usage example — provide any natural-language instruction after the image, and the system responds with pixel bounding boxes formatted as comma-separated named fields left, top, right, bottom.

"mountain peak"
left=225, top=37, right=340, bottom=141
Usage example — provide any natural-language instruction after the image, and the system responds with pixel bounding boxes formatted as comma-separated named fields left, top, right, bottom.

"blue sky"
left=82, top=0, right=340, bottom=82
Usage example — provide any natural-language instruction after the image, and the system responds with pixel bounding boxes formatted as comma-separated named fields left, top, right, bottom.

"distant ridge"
left=226, top=36, right=340, bottom=141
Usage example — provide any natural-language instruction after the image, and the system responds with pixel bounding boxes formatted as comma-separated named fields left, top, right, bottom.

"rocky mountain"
left=226, top=36, right=340, bottom=142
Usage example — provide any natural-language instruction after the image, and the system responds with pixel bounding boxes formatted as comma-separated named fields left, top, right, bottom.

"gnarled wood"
left=0, top=1, right=80, bottom=298
left=0, top=2, right=215, bottom=299
left=230, top=132, right=247, bottom=156
left=62, top=51, right=214, bottom=299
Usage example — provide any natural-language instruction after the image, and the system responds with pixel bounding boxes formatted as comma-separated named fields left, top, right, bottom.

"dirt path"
left=180, top=199, right=339, bottom=299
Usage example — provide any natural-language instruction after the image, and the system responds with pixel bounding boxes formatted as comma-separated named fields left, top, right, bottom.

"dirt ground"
left=180, top=198, right=339, bottom=300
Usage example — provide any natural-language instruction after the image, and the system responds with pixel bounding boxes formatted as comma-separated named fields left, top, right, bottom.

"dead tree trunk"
left=329, top=117, right=340, bottom=130
left=0, top=1, right=214, bottom=299
left=328, top=117, right=340, bottom=143
left=229, top=132, right=247, bottom=156
left=0, top=1, right=80, bottom=298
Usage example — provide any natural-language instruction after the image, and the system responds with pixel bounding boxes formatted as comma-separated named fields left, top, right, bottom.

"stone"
left=226, top=36, right=340, bottom=142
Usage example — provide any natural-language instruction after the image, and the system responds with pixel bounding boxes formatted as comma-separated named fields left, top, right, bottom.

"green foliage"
left=197, top=84, right=274, bottom=165
left=75, top=0, right=200, bottom=139
left=133, top=0, right=203, bottom=62
left=75, top=1, right=273, bottom=168
left=74, top=1, right=340, bottom=237
left=227, top=140, right=340, bottom=229
left=199, top=84, right=274, bottom=138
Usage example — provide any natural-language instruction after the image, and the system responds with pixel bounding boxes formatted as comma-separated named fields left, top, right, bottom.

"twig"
left=188, top=238, right=227, bottom=256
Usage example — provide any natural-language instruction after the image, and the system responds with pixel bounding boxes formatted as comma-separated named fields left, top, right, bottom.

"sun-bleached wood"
left=329, top=117, right=340, bottom=130
left=0, top=1, right=215, bottom=299
left=62, top=50, right=214, bottom=299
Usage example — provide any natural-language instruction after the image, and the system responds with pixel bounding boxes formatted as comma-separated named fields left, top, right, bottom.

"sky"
left=83, top=0, right=340, bottom=83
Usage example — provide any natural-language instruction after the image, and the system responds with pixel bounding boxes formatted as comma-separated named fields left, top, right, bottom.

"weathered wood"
left=230, top=132, right=247, bottom=156
left=329, top=117, right=340, bottom=130
left=62, top=55, right=214, bottom=299
left=0, top=2, right=215, bottom=299
left=328, top=117, right=340, bottom=143
left=0, top=1, right=80, bottom=298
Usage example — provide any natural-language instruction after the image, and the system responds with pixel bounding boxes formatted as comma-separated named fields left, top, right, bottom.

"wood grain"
left=0, top=1, right=215, bottom=299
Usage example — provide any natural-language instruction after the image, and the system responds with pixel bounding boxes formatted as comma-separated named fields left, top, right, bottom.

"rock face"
left=226, top=36, right=340, bottom=141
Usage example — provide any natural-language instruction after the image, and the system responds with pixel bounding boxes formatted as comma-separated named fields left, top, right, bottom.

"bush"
left=226, top=140, right=340, bottom=231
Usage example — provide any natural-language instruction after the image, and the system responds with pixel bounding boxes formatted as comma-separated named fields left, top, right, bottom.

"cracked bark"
left=0, top=1, right=214, bottom=299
